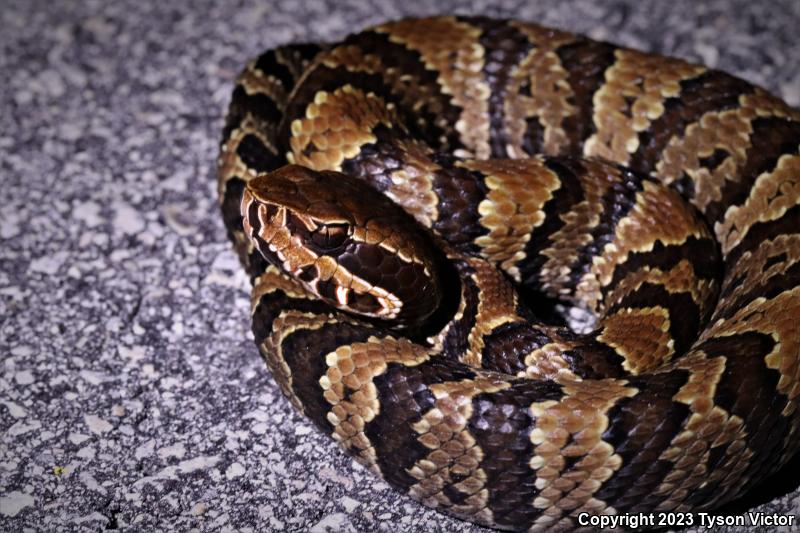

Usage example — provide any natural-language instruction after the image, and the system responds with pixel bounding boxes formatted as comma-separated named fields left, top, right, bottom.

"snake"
left=217, top=16, right=800, bottom=531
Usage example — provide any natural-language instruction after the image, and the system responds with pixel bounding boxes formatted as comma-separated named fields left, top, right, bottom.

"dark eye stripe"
left=286, top=212, right=316, bottom=234
left=311, top=223, right=350, bottom=250
left=298, top=264, right=318, bottom=282
left=316, top=278, right=342, bottom=304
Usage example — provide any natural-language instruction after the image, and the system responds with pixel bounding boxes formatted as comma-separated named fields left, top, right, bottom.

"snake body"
left=218, top=16, right=800, bottom=531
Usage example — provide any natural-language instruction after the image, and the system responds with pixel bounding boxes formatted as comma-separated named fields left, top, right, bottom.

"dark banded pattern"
left=218, top=15, right=800, bottom=532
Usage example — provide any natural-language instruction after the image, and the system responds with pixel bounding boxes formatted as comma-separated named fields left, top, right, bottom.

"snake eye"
left=310, top=222, right=350, bottom=251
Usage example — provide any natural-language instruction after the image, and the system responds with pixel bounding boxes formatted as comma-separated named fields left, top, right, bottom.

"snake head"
left=242, top=165, right=444, bottom=328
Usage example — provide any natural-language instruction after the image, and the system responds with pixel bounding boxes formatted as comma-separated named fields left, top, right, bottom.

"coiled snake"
left=217, top=16, right=800, bottom=531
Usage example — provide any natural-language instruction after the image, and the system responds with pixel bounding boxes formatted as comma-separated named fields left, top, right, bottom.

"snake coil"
left=218, top=16, right=800, bottom=531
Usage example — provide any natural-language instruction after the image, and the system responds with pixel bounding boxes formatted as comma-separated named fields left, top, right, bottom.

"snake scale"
left=217, top=16, right=800, bottom=531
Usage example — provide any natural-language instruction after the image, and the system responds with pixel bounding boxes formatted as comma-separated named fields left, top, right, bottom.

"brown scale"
left=655, top=353, right=743, bottom=511
left=596, top=308, right=675, bottom=374
left=583, top=49, right=706, bottom=165
left=602, top=260, right=717, bottom=318
left=503, top=22, right=578, bottom=158
left=406, top=376, right=511, bottom=525
left=458, top=158, right=561, bottom=282
left=460, top=257, right=523, bottom=367
left=578, top=181, right=710, bottom=309
left=715, top=234, right=800, bottom=320
left=704, top=287, right=800, bottom=411
left=597, top=260, right=718, bottom=374
left=288, top=86, right=399, bottom=171
left=375, top=17, right=493, bottom=159
left=319, top=337, right=431, bottom=471
left=526, top=378, right=638, bottom=530
left=535, top=158, right=623, bottom=301
left=655, top=95, right=797, bottom=218
left=550, top=38, right=619, bottom=155
left=328, top=30, right=468, bottom=152
left=716, top=153, right=800, bottom=256
left=219, top=16, right=800, bottom=532
left=471, top=18, right=537, bottom=159
left=521, top=341, right=583, bottom=381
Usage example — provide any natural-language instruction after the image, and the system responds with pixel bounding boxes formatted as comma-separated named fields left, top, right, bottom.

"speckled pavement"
left=2, top=0, right=799, bottom=531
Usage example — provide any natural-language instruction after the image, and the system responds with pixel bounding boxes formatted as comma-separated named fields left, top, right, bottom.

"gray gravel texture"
left=2, top=0, right=799, bottom=531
